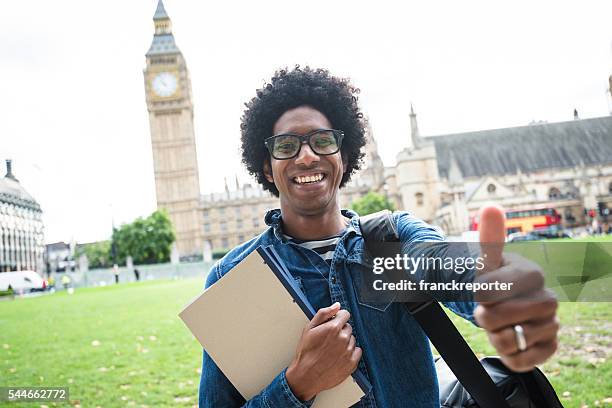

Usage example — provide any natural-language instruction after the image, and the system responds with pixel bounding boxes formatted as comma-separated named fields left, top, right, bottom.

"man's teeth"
left=294, top=174, right=324, bottom=184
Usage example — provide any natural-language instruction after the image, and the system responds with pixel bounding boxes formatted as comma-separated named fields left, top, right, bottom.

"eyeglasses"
left=264, top=129, right=344, bottom=160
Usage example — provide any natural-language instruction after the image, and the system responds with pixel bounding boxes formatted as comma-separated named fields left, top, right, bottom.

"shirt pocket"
left=346, top=259, right=395, bottom=313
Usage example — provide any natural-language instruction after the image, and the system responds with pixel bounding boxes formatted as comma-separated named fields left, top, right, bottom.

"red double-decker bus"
left=470, top=208, right=562, bottom=234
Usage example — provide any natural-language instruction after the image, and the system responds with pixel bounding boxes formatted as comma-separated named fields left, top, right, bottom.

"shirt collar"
left=264, top=208, right=363, bottom=242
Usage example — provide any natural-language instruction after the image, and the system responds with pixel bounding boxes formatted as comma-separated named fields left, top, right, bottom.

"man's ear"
left=263, top=160, right=274, bottom=183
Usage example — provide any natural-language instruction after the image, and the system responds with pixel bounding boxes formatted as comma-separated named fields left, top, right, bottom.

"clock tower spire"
left=152, top=0, right=172, bottom=35
left=144, top=0, right=203, bottom=257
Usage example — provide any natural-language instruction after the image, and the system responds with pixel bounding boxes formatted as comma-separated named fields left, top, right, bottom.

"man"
left=113, top=264, right=120, bottom=284
left=61, top=273, right=71, bottom=290
left=199, top=67, right=559, bottom=407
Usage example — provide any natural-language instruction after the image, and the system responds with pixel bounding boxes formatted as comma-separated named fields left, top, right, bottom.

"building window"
left=218, top=207, right=225, bottom=216
left=252, top=218, right=259, bottom=228
left=203, top=223, right=210, bottom=233
left=415, top=192, right=424, bottom=206
left=238, top=235, right=244, bottom=242
left=221, top=237, right=229, bottom=248
left=548, top=187, right=562, bottom=200
left=487, top=184, right=496, bottom=194
left=235, top=207, right=241, bottom=215
left=202, top=209, right=209, bottom=217
left=237, top=220, right=243, bottom=229
left=220, top=221, right=227, bottom=232
left=609, top=182, right=612, bottom=195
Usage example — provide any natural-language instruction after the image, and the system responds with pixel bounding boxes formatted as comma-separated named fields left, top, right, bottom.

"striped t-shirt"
left=284, top=232, right=344, bottom=266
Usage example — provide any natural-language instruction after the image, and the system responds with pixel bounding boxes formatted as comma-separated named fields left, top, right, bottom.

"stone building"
left=45, top=241, right=75, bottom=273
left=200, top=182, right=278, bottom=252
left=387, top=110, right=612, bottom=236
left=0, top=160, right=45, bottom=272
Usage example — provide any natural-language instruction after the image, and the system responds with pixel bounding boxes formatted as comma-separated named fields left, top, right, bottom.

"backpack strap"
left=359, top=210, right=510, bottom=408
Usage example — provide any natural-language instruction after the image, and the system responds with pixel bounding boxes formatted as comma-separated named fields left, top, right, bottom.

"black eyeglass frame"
left=264, top=129, right=345, bottom=160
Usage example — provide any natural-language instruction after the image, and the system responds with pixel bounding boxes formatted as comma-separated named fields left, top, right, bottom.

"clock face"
left=152, top=72, right=178, bottom=97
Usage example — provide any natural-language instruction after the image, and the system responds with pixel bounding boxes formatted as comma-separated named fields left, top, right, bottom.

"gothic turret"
left=395, top=104, right=440, bottom=221
left=409, top=104, right=422, bottom=149
left=147, top=0, right=180, bottom=56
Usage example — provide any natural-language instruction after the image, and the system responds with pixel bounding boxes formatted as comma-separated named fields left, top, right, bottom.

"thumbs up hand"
left=477, top=205, right=506, bottom=274
left=473, top=206, right=559, bottom=372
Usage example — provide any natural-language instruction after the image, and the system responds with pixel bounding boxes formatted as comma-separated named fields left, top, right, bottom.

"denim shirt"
left=199, top=209, right=477, bottom=408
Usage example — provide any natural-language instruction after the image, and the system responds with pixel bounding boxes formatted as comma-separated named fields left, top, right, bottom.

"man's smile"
left=292, top=172, right=326, bottom=185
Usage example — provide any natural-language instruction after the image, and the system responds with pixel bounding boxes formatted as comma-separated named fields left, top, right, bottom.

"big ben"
left=144, top=0, right=202, bottom=256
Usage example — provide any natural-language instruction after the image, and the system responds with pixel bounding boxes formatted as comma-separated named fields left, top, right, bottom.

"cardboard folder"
left=179, top=246, right=370, bottom=407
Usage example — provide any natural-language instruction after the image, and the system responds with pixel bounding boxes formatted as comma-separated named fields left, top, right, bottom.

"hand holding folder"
left=179, top=246, right=371, bottom=407
left=285, top=302, right=363, bottom=402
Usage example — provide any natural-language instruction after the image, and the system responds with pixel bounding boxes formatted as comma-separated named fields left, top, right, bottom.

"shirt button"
left=331, top=276, right=337, bottom=284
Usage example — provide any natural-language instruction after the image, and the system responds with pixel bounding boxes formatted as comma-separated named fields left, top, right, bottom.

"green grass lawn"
left=554, top=234, right=612, bottom=242
left=1, top=279, right=610, bottom=407
left=0, top=280, right=204, bottom=407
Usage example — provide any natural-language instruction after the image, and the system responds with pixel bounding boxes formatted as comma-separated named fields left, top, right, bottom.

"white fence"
left=56, top=261, right=214, bottom=288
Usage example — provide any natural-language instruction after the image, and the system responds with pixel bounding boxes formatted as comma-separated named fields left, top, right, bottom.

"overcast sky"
left=2, top=0, right=611, bottom=244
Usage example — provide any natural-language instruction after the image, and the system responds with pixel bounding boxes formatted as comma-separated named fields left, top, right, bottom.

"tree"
left=111, top=209, right=176, bottom=265
left=75, top=241, right=112, bottom=269
left=350, top=192, right=395, bottom=216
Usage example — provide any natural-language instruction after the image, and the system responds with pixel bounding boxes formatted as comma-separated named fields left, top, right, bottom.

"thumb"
left=478, top=205, right=506, bottom=274
left=308, top=302, right=341, bottom=328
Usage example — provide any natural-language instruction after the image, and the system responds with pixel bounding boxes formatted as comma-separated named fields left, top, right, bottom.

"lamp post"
left=110, top=203, right=119, bottom=284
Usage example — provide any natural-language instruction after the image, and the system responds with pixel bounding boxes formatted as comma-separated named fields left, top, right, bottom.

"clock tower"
left=144, top=0, right=202, bottom=256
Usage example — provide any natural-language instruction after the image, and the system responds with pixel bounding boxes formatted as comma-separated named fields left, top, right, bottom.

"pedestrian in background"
left=61, top=274, right=71, bottom=290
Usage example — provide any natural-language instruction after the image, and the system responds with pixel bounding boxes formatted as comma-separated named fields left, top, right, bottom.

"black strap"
left=411, top=302, right=510, bottom=408
left=359, top=210, right=510, bottom=408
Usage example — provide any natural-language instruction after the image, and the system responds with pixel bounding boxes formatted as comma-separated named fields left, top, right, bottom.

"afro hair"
left=240, top=66, right=366, bottom=197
